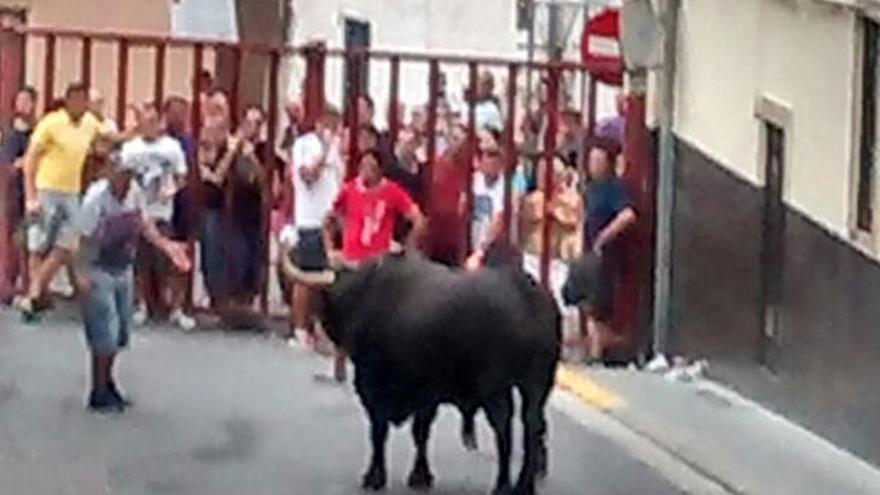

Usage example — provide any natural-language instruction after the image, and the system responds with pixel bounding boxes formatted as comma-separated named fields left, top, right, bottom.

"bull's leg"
left=362, top=414, right=389, bottom=491
left=484, top=389, right=514, bottom=495
left=514, top=371, right=554, bottom=495
left=407, top=404, right=439, bottom=490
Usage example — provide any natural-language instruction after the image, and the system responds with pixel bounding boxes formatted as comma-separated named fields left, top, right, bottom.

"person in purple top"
left=595, top=93, right=626, bottom=146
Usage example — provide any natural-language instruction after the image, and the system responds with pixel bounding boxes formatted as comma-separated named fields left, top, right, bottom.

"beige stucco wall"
left=4, top=0, right=205, bottom=127
left=674, top=0, right=857, bottom=237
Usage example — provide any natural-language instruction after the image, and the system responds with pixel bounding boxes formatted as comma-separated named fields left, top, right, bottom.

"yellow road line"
left=555, top=365, right=625, bottom=411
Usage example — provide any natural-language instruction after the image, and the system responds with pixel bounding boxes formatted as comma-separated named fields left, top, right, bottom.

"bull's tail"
left=483, top=239, right=524, bottom=270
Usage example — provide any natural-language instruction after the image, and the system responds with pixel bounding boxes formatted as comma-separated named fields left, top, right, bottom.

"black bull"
left=284, top=252, right=561, bottom=494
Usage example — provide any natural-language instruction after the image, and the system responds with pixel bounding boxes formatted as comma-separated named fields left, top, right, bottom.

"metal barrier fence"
left=0, top=25, right=653, bottom=356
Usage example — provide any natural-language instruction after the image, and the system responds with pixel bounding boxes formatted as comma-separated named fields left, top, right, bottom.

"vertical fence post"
left=191, top=44, right=204, bottom=139
left=539, top=64, right=561, bottom=288
left=465, top=62, right=478, bottom=252
left=425, top=60, right=440, bottom=207
left=262, top=49, right=281, bottom=314
left=80, top=37, right=92, bottom=89
left=154, top=43, right=166, bottom=107
left=0, top=25, right=22, bottom=302
left=43, top=34, right=56, bottom=112
left=187, top=43, right=204, bottom=310
left=388, top=56, right=401, bottom=149
left=302, top=42, right=326, bottom=128
left=115, top=39, right=129, bottom=128
left=579, top=68, right=587, bottom=124
left=503, top=64, right=518, bottom=240
left=230, top=46, right=243, bottom=129
left=586, top=77, right=598, bottom=138
left=346, top=51, right=361, bottom=180
left=621, top=70, right=653, bottom=359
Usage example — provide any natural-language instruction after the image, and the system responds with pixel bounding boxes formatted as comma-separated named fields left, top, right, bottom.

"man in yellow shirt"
left=18, top=83, right=101, bottom=319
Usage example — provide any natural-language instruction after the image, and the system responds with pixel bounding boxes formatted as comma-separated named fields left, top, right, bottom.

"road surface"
left=0, top=308, right=704, bottom=495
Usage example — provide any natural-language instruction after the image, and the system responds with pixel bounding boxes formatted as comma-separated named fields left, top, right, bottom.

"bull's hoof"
left=511, top=482, right=536, bottom=495
left=361, top=466, right=387, bottom=491
left=406, top=465, right=434, bottom=491
left=536, top=445, right=549, bottom=479
left=491, top=483, right=513, bottom=495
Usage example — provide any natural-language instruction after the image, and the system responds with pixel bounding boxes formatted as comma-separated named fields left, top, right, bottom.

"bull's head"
left=278, top=250, right=369, bottom=351
left=561, top=252, right=603, bottom=308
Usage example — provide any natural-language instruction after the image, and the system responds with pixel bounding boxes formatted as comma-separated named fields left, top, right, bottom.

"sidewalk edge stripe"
left=555, top=365, right=625, bottom=411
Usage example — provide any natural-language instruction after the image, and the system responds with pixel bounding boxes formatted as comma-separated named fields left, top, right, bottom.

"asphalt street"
left=0, top=308, right=697, bottom=495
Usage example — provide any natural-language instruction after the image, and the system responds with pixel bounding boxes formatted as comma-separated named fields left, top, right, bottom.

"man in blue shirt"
left=582, top=138, right=637, bottom=363
left=76, top=151, right=190, bottom=412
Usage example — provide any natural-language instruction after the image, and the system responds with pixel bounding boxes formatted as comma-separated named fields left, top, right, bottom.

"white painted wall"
left=287, top=0, right=619, bottom=126
left=170, top=0, right=238, bottom=41
left=674, top=0, right=858, bottom=236
left=288, top=0, right=521, bottom=126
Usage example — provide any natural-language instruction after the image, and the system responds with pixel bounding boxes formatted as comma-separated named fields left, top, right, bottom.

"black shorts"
left=589, top=256, right=617, bottom=322
left=293, top=228, right=327, bottom=272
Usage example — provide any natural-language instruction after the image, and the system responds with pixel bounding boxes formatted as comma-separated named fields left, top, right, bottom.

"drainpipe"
left=652, top=0, right=680, bottom=355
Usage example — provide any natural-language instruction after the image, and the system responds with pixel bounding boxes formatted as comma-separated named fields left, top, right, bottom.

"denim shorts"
left=82, top=268, right=134, bottom=353
left=26, top=190, right=80, bottom=254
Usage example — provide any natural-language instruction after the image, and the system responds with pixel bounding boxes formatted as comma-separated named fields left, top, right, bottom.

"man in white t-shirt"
left=120, top=102, right=194, bottom=330
left=283, top=110, right=342, bottom=346
left=466, top=147, right=506, bottom=270
left=474, top=71, right=503, bottom=133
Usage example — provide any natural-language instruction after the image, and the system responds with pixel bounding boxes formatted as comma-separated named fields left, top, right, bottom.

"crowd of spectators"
left=0, top=67, right=636, bottom=367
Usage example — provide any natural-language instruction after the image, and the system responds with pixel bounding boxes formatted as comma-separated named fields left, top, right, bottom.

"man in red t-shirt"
left=325, top=148, right=425, bottom=265
left=317, top=148, right=425, bottom=383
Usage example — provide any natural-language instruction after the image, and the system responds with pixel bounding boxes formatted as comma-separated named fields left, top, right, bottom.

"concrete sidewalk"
left=557, top=366, right=880, bottom=495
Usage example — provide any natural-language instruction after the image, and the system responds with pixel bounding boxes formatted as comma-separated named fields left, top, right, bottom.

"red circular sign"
left=581, top=8, right=624, bottom=86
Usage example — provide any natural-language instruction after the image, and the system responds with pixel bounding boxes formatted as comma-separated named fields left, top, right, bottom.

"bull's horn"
left=279, top=250, right=336, bottom=287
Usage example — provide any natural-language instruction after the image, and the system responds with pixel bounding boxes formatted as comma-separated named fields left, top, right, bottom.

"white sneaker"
left=132, top=305, right=148, bottom=326
left=170, top=309, right=197, bottom=331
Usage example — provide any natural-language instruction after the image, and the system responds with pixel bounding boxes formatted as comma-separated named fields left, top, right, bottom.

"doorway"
left=759, top=121, right=786, bottom=370
left=343, top=17, right=370, bottom=119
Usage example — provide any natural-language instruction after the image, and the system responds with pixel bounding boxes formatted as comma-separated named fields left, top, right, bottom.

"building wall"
left=9, top=0, right=285, bottom=127
left=670, top=0, right=880, bottom=465
left=675, top=0, right=856, bottom=235
left=8, top=0, right=199, bottom=126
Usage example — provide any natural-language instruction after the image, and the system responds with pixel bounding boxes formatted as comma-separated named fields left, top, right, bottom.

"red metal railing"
left=0, top=25, right=653, bottom=357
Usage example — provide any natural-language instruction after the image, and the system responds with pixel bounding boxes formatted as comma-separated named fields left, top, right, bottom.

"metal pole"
left=539, top=65, right=560, bottom=288
left=525, top=0, right=537, bottom=113
left=547, top=1, right=560, bottom=61
left=652, top=0, right=680, bottom=355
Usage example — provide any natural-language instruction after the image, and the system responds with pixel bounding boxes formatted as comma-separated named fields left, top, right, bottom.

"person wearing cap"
left=75, top=151, right=190, bottom=413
